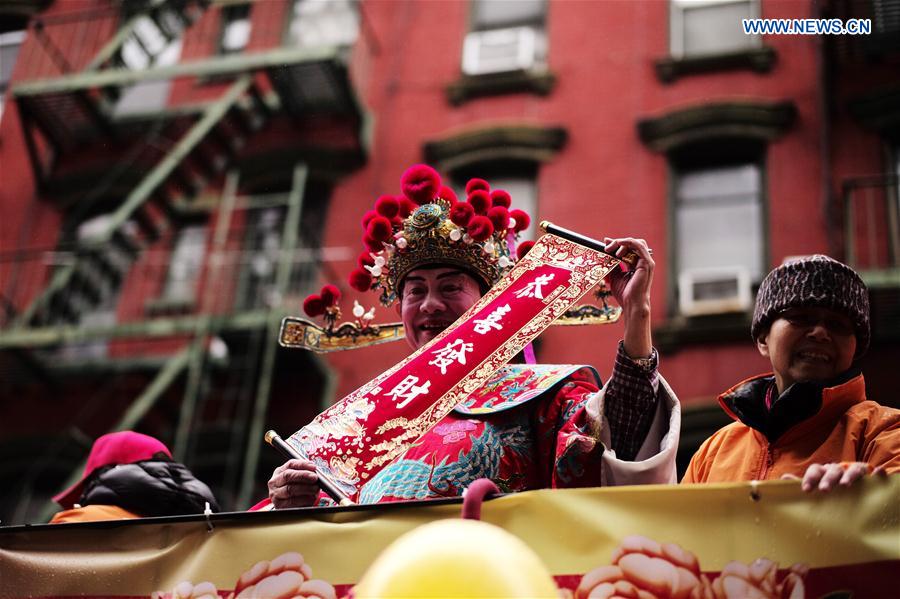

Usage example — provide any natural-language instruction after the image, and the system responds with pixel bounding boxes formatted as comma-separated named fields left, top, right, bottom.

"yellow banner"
left=1, top=476, right=897, bottom=598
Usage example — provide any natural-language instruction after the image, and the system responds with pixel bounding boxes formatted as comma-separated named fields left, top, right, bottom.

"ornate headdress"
left=286, top=165, right=618, bottom=352
left=345, top=164, right=533, bottom=306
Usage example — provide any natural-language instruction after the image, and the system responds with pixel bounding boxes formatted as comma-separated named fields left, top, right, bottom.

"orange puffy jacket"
left=683, top=373, right=900, bottom=483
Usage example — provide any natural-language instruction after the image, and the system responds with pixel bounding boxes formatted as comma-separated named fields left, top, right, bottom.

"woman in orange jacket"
left=683, top=255, right=899, bottom=491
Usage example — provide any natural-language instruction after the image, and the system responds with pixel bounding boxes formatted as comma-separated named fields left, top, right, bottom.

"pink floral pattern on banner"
left=435, top=421, right=478, bottom=444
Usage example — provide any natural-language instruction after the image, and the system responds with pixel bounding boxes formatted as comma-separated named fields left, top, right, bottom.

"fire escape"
left=1, top=0, right=368, bottom=520
left=824, top=0, right=900, bottom=340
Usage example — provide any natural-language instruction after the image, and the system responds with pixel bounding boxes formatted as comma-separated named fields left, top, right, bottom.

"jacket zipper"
left=758, top=441, right=776, bottom=479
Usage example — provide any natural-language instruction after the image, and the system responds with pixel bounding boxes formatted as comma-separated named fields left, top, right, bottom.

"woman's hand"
left=782, top=462, right=884, bottom=492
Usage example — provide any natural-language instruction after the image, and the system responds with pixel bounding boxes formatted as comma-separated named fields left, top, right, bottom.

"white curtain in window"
left=490, top=176, right=538, bottom=242
left=163, top=225, right=208, bottom=302
left=0, top=30, right=25, bottom=121
left=472, top=0, right=545, bottom=30
left=671, top=0, right=758, bottom=58
left=288, top=0, right=359, bottom=48
left=114, top=17, right=182, bottom=116
left=675, top=163, right=763, bottom=280
left=222, top=16, right=252, bottom=53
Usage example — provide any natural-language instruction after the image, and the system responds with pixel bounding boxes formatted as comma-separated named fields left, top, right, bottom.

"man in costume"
left=683, top=255, right=899, bottom=490
left=267, top=165, right=679, bottom=507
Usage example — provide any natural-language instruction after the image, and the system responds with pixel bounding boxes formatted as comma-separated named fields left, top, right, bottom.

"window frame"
left=218, top=2, right=253, bottom=55
left=283, top=0, right=360, bottom=50
left=0, top=30, right=26, bottom=121
left=667, top=155, right=770, bottom=319
left=450, top=160, right=540, bottom=242
left=160, top=224, right=210, bottom=305
left=469, top=0, right=547, bottom=31
left=669, top=0, right=761, bottom=59
left=461, top=0, right=548, bottom=77
left=112, top=13, right=183, bottom=116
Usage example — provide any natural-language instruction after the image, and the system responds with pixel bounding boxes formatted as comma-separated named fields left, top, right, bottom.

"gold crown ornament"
left=347, top=165, right=532, bottom=306
left=281, top=166, right=621, bottom=352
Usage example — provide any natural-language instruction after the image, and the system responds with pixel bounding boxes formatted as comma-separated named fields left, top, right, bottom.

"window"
left=462, top=0, right=547, bottom=76
left=452, top=165, right=539, bottom=242
left=219, top=3, right=252, bottom=55
left=113, top=14, right=183, bottom=116
left=485, top=175, right=538, bottom=241
left=674, top=162, right=763, bottom=315
left=287, top=0, right=359, bottom=49
left=670, top=0, right=760, bottom=59
left=895, top=143, right=900, bottom=218
left=639, top=101, right=792, bottom=339
left=889, top=145, right=900, bottom=262
left=236, top=183, right=330, bottom=311
left=162, top=225, right=208, bottom=303
left=240, top=207, right=282, bottom=310
left=0, top=30, right=25, bottom=122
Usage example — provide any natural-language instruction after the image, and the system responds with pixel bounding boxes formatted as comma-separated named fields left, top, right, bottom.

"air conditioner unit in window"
left=462, top=26, right=537, bottom=76
left=678, top=266, right=753, bottom=316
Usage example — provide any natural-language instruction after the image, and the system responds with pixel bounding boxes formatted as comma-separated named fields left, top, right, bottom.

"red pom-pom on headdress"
left=467, top=190, right=491, bottom=215
left=467, top=215, right=494, bottom=242
left=450, top=202, right=475, bottom=227
left=374, top=195, right=400, bottom=218
left=367, top=216, right=393, bottom=242
left=401, top=164, right=441, bottom=205
left=438, top=185, right=459, bottom=205
left=361, top=210, right=378, bottom=230
left=509, top=209, right=530, bottom=233
left=349, top=268, right=373, bottom=292
left=487, top=206, right=509, bottom=232
left=363, top=234, right=383, bottom=253
left=303, top=294, right=326, bottom=317
left=320, top=284, right=341, bottom=307
left=399, top=197, right=417, bottom=218
left=357, top=251, right=375, bottom=269
left=466, top=178, right=490, bottom=194
left=516, top=240, right=535, bottom=260
left=490, top=189, right=511, bottom=208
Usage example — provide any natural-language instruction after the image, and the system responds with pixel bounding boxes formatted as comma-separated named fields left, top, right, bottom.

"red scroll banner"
left=286, top=233, right=621, bottom=500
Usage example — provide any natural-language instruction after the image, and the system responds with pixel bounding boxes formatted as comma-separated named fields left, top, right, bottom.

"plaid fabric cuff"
left=604, top=340, right=661, bottom=461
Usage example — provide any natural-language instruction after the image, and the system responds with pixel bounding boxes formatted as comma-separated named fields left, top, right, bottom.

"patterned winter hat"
left=751, top=255, right=870, bottom=356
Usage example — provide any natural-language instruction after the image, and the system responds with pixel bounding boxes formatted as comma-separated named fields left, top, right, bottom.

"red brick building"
left=1, top=0, right=897, bottom=524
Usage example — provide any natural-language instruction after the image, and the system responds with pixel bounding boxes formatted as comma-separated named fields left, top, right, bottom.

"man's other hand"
left=268, top=459, right=319, bottom=508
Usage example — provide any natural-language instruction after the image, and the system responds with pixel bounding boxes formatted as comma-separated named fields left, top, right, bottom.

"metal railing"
left=825, top=0, right=900, bottom=63
left=843, top=174, right=900, bottom=274
left=0, top=212, right=351, bottom=335
left=12, top=0, right=371, bottom=85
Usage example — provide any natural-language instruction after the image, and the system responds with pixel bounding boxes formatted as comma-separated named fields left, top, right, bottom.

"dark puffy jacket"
left=79, top=459, right=220, bottom=517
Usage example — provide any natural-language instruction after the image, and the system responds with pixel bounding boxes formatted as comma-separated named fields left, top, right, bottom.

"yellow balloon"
left=354, top=518, right=559, bottom=598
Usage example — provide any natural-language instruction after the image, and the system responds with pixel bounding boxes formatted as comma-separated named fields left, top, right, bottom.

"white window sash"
left=670, top=0, right=761, bottom=59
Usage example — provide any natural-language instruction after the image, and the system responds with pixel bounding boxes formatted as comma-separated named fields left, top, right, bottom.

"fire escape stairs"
left=89, top=0, right=211, bottom=105
left=14, top=74, right=272, bottom=329
left=18, top=0, right=211, bottom=163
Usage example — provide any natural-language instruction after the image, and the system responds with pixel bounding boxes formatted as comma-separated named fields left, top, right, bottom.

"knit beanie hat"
left=751, top=255, right=870, bottom=357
